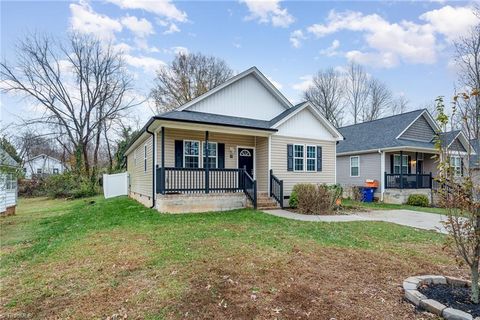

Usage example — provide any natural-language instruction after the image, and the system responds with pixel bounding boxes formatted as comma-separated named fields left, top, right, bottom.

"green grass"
left=342, top=198, right=448, bottom=215
left=0, top=196, right=451, bottom=318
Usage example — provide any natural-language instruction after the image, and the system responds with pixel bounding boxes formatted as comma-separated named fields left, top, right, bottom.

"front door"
left=238, top=148, right=254, bottom=177
left=417, top=160, right=423, bottom=174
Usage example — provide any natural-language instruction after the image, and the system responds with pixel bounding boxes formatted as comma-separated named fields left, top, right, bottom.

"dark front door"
left=238, top=148, right=254, bottom=177
left=417, top=160, right=423, bottom=174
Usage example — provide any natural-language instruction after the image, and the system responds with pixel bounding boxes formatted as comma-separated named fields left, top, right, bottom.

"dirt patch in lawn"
left=173, top=244, right=465, bottom=320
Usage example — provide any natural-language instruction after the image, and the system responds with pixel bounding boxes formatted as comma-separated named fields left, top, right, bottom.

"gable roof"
left=0, top=147, right=19, bottom=168
left=25, top=154, right=64, bottom=163
left=176, top=66, right=292, bottom=112
left=337, top=109, right=437, bottom=154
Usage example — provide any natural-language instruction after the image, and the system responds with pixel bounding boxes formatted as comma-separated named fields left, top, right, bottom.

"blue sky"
left=1, top=0, right=478, bottom=128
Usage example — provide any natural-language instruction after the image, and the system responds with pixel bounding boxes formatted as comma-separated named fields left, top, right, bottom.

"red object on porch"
left=364, top=179, right=379, bottom=188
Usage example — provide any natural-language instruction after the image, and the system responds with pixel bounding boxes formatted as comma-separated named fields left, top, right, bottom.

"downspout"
left=146, top=125, right=156, bottom=209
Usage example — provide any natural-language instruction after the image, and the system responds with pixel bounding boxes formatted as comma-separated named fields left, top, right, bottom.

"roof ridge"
left=338, top=108, right=426, bottom=129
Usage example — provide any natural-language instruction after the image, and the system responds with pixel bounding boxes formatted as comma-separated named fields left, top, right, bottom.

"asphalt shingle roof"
left=337, top=109, right=432, bottom=153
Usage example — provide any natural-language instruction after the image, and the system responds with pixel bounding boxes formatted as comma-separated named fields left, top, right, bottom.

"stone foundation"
left=156, top=192, right=246, bottom=213
left=1, top=205, right=16, bottom=216
left=129, top=191, right=153, bottom=207
left=383, top=188, right=432, bottom=205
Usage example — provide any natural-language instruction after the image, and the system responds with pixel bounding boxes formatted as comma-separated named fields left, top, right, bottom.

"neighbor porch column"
left=415, top=152, right=418, bottom=188
left=205, top=130, right=209, bottom=194
left=161, top=126, right=165, bottom=195
left=380, top=151, right=385, bottom=202
left=400, top=150, right=404, bottom=189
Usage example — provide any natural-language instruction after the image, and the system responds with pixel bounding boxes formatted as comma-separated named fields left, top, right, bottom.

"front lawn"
left=0, top=196, right=464, bottom=319
left=342, top=198, right=448, bottom=215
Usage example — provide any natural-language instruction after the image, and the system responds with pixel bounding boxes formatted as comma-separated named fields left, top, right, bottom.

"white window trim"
left=183, top=140, right=201, bottom=169
left=201, top=141, right=218, bottom=169
left=293, top=144, right=305, bottom=172
left=306, top=145, right=317, bottom=172
left=144, top=144, right=148, bottom=172
left=450, top=155, right=462, bottom=177
left=393, top=154, right=409, bottom=174
left=350, top=156, right=360, bottom=177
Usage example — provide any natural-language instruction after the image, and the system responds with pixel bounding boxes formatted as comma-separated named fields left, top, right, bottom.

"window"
left=37, top=168, right=42, bottom=174
left=306, top=145, right=316, bottom=172
left=350, top=156, right=360, bottom=177
left=184, top=140, right=200, bottom=168
left=294, top=144, right=304, bottom=171
left=450, top=156, right=462, bottom=176
left=5, top=173, right=17, bottom=190
left=393, top=154, right=408, bottom=174
left=202, top=142, right=218, bottom=168
left=53, top=168, right=59, bottom=174
left=144, top=144, right=147, bottom=172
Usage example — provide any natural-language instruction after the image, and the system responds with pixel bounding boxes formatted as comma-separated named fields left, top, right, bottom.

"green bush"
left=43, top=173, right=98, bottom=199
left=290, top=183, right=342, bottom=214
left=406, top=194, right=429, bottom=207
left=289, top=190, right=299, bottom=208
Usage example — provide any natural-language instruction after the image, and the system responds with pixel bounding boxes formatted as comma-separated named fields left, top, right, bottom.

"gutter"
left=146, top=124, right=156, bottom=209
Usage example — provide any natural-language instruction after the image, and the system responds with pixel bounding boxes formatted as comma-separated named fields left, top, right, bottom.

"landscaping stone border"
left=403, top=275, right=477, bottom=320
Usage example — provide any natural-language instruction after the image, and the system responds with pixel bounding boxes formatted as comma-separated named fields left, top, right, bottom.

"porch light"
left=229, top=147, right=235, bottom=158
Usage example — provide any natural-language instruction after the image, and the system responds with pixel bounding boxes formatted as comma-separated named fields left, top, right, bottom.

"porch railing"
left=385, top=172, right=432, bottom=189
left=269, top=169, right=283, bottom=208
left=156, top=167, right=257, bottom=208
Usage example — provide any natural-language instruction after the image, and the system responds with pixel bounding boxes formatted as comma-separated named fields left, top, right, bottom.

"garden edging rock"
left=403, top=275, right=475, bottom=320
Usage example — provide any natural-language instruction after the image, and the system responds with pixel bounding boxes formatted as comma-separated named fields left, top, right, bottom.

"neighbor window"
left=306, top=145, right=316, bottom=172
left=184, top=140, right=200, bottom=168
left=5, top=173, right=16, bottom=190
left=144, top=144, right=147, bottom=172
left=202, top=142, right=218, bottom=169
left=350, top=156, right=360, bottom=177
left=37, top=168, right=42, bottom=174
left=294, top=144, right=304, bottom=171
left=53, top=168, right=59, bottom=174
left=450, top=156, right=462, bottom=176
left=393, top=154, right=408, bottom=174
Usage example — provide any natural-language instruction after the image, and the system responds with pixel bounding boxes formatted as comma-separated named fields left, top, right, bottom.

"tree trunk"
left=472, top=260, right=479, bottom=304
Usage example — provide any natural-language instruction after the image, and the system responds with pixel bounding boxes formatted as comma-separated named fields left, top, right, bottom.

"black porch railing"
left=385, top=172, right=432, bottom=189
left=269, top=169, right=283, bottom=208
left=156, top=167, right=257, bottom=208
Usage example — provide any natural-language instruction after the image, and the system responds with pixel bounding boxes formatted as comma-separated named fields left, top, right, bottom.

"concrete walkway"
left=263, top=209, right=448, bottom=233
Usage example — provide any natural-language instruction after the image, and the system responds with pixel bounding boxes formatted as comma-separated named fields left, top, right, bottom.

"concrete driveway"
left=263, top=209, right=448, bottom=234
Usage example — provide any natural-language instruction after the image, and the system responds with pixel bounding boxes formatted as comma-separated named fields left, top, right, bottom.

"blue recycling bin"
left=361, top=187, right=375, bottom=202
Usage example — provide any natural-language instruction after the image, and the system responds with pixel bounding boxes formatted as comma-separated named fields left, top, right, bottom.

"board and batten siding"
left=186, top=74, right=287, bottom=120
left=126, top=135, right=153, bottom=200
left=399, top=115, right=436, bottom=142
left=270, top=135, right=336, bottom=205
left=337, top=153, right=382, bottom=189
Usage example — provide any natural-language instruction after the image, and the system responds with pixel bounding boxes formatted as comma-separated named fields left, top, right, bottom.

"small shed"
left=0, top=148, right=19, bottom=215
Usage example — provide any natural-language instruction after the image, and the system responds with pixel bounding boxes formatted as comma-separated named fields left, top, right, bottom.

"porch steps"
left=252, top=192, right=280, bottom=210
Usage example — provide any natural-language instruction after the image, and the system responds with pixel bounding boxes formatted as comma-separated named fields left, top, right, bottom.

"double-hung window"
left=5, top=173, right=16, bottom=190
left=144, top=144, right=147, bottom=172
left=350, top=156, right=360, bottom=177
left=294, top=144, right=304, bottom=171
left=306, top=145, right=316, bottom=172
left=393, top=154, right=408, bottom=174
left=184, top=140, right=200, bottom=168
left=202, top=142, right=218, bottom=169
left=450, top=156, right=462, bottom=176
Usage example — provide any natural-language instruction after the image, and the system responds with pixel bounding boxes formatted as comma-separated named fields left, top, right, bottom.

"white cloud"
left=124, top=54, right=165, bottom=73
left=171, top=46, right=189, bottom=55
left=105, top=0, right=187, bottom=22
left=319, top=39, right=340, bottom=57
left=345, top=51, right=398, bottom=68
left=289, top=29, right=306, bottom=48
left=292, top=75, right=313, bottom=92
left=266, top=76, right=283, bottom=90
left=240, top=0, right=294, bottom=28
left=112, top=42, right=133, bottom=53
left=164, top=23, right=180, bottom=34
left=69, top=1, right=122, bottom=41
left=121, top=15, right=154, bottom=38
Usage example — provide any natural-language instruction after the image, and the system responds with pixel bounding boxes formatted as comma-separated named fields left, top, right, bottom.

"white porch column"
left=380, top=150, right=385, bottom=202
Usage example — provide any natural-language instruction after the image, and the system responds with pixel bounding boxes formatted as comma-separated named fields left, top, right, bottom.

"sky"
left=1, top=0, right=478, bottom=130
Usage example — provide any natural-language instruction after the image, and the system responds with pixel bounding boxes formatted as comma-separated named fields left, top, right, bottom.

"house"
left=0, top=148, right=19, bottom=215
left=336, top=109, right=476, bottom=204
left=471, top=138, right=479, bottom=186
left=23, top=154, right=66, bottom=179
left=124, top=67, right=343, bottom=213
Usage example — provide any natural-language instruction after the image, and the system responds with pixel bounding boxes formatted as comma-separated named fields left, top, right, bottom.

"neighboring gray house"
left=471, top=138, right=479, bottom=186
left=0, top=148, right=19, bottom=215
left=336, top=109, right=475, bottom=204
left=23, top=154, right=66, bottom=179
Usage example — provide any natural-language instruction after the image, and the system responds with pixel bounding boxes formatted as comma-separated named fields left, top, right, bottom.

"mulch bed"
left=418, top=284, right=480, bottom=317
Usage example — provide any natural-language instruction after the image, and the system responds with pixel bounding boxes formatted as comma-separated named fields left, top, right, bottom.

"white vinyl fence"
left=103, top=172, right=128, bottom=199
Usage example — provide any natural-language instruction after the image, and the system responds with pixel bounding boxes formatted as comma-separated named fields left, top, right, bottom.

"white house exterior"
left=124, top=67, right=343, bottom=213
left=0, top=148, right=19, bottom=215
left=23, top=154, right=66, bottom=179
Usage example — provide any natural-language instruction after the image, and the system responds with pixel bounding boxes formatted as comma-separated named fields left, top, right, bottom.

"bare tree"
left=362, top=78, right=392, bottom=122
left=0, top=33, right=136, bottom=183
left=454, top=9, right=480, bottom=140
left=303, top=68, right=345, bottom=127
left=392, top=95, right=409, bottom=115
left=345, top=62, right=370, bottom=124
left=151, top=52, right=233, bottom=112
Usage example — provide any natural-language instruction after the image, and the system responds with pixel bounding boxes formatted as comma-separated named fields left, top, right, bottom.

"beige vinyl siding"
left=255, top=136, right=268, bottom=192
left=126, top=135, right=153, bottom=198
left=270, top=135, right=336, bottom=202
left=337, top=152, right=381, bottom=189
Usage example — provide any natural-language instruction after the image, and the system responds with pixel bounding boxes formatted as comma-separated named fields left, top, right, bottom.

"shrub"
left=43, top=172, right=98, bottom=199
left=290, top=183, right=342, bottom=214
left=289, top=190, right=299, bottom=208
left=18, top=177, right=47, bottom=197
left=406, top=194, right=429, bottom=207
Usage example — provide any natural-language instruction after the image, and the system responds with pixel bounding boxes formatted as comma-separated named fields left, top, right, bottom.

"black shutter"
left=218, top=143, right=225, bottom=169
left=174, top=140, right=183, bottom=168
left=461, top=158, right=464, bottom=176
left=287, top=144, right=293, bottom=171
left=317, top=146, right=322, bottom=172
left=390, top=154, right=394, bottom=173
left=408, top=156, right=412, bottom=174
